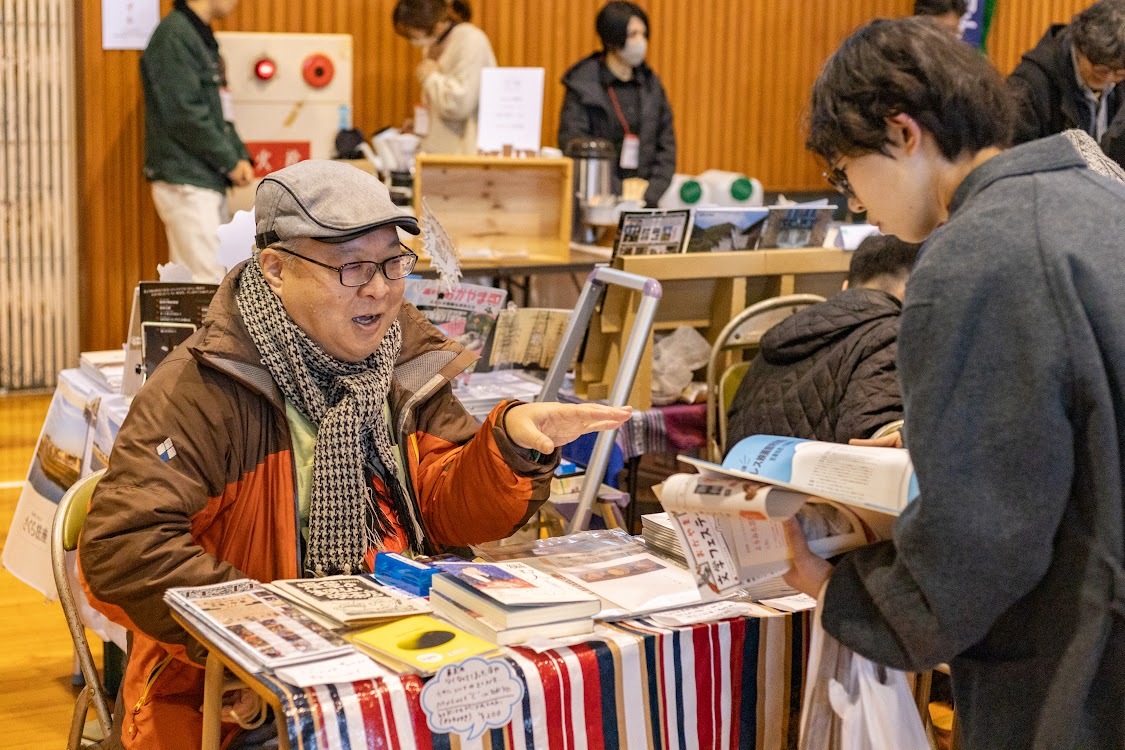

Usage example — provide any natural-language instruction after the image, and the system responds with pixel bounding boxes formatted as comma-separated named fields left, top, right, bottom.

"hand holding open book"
left=655, top=435, right=917, bottom=597
left=781, top=517, right=836, bottom=598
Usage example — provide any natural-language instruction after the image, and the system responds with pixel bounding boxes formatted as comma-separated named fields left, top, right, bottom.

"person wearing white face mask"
left=558, top=1, right=677, bottom=207
left=393, top=0, right=496, bottom=155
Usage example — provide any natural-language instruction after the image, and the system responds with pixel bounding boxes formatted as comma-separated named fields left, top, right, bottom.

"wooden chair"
left=52, top=470, right=113, bottom=750
left=705, top=294, right=826, bottom=461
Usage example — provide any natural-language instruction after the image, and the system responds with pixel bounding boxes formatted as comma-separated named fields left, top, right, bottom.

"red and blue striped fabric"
left=254, top=611, right=809, bottom=750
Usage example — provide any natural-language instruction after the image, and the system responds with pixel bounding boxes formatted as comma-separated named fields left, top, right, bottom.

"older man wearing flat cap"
left=79, top=160, right=629, bottom=750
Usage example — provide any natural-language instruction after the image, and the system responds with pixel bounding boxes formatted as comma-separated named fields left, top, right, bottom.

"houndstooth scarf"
left=236, top=260, right=424, bottom=575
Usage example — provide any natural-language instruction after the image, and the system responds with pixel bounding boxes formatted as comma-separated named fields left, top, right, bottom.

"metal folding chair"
left=705, top=294, right=825, bottom=461
left=52, top=469, right=114, bottom=750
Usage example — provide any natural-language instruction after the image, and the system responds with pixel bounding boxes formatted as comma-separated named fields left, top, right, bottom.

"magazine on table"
left=655, top=434, right=917, bottom=597
left=263, top=574, right=431, bottom=627
left=347, top=614, right=498, bottom=675
left=164, top=579, right=352, bottom=672
left=403, top=279, right=508, bottom=371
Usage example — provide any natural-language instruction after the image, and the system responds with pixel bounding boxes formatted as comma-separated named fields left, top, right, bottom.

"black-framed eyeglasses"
left=272, top=244, right=418, bottom=287
left=824, top=162, right=854, bottom=200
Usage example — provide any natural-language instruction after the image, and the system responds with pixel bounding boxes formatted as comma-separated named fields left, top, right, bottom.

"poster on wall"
left=961, top=0, right=996, bottom=49
left=102, top=0, right=160, bottom=51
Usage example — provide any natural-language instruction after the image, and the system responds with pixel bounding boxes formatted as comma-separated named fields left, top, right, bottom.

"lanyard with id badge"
left=607, top=86, right=640, bottom=170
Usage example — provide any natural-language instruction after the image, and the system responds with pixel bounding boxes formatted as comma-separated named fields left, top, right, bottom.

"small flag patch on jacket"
left=157, top=438, right=177, bottom=462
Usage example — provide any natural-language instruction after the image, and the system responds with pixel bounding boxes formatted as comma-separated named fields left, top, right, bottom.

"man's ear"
left=884, top=113, right=923, bottom=156
left=258, top=249, right=286, bottom=294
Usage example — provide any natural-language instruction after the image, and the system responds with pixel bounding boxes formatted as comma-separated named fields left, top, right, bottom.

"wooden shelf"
left=574, top=248, right=851, bottom=409
left=615, top=247, right=852, bottom=279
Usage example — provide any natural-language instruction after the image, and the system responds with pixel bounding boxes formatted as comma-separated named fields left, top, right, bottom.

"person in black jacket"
left=557, top=1, right=676, bottom=207
left=724, top=235, right=920, bottom=452
left=1007, top=0, right=1125, bottom=169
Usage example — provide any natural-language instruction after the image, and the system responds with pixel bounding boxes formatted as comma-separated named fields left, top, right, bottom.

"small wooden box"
left=413, top=154, right=573, bottom=257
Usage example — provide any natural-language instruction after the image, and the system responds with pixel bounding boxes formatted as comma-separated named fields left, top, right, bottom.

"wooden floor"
left=0, top=391, right=101, bottom=748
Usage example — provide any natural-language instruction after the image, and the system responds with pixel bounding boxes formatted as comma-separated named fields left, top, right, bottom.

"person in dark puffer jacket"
left=725, top=235, right=921, bottom=452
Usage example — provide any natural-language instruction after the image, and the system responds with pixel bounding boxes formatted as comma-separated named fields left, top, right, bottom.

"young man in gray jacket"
left=785, top=17, right=1125, bottom=750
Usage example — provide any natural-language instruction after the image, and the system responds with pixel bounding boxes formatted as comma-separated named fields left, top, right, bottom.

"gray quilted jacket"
left=724, top=287, right=902, bottom=452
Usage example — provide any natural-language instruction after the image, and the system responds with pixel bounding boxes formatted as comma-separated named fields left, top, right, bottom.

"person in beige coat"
left=394, top=0, right=497, bottom=155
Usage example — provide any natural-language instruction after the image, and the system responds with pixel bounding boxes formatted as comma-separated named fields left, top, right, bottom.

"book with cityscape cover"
left=347, top=614, right=497, bottom=675
left=655, top=435, right=917, bottom=596
left=686, top=207, right=769, bottom=252
left=431, top=561, right=600, bottom=628
left=612, top=208, right=693, bottom=257
left=264, top=574, right=431, bottom=626
left=164, top=579, right=352, bottom=672
left=757, top=206, right=835, bottom=249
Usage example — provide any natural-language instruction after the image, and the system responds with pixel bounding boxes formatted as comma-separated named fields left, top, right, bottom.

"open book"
left=656, top=435, right=918, bottom=597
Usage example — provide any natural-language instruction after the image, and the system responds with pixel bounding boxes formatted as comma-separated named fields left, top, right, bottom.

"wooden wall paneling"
left=74, top=0, right=1099, bottom=353
left=988, top=0, right=1090, bottom=75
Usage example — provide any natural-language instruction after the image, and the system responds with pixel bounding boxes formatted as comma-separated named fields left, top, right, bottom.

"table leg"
left=624, top=455, right=642, bottom=534
left=275, top=706, right=292, bottom=750
left=202, top=650, right=224, bottom=750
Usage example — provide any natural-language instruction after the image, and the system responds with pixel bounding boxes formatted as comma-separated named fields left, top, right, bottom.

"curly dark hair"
left=1072, top=0, right=1125, bottom=69
left=847, top=235, right=922, bottom=287
left=806, top=17, right=1012, bottom=163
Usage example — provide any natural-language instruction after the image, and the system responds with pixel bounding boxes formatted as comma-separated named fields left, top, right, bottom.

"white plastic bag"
left=652, top=326, right=711, bottom=404
left=800, top=600, right=931, bottom=750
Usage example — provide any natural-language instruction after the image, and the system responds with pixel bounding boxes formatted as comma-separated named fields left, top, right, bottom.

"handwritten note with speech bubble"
left=420, top=657, right=524, bottom=740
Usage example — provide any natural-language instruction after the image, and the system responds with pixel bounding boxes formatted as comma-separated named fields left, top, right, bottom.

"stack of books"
left=79, top=349, right=126, bottom=393
left=640, top=512, right=686, bottom=564
left=429, top=561, right=600, bottom=646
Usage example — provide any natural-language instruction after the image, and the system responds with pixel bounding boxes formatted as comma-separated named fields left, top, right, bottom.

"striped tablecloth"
left=255, top=612, right=808, bottom=750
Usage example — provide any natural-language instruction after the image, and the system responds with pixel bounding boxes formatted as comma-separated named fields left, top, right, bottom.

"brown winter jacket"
left=78, top=264, right=555, bottom=748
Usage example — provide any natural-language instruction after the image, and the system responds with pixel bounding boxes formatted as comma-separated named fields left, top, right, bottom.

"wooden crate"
left=574, top=248, right=853, bottom=410
left=413, top=154, right=573, bottom=258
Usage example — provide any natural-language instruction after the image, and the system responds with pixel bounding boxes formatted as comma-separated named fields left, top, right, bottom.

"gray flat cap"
left=254, top=159, right=420, bottom=249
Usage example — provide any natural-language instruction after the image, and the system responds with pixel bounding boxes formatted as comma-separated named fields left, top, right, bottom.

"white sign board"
left=476, top=67, right=545, bottom=154
left=102, top=0, right=160, bottom=51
